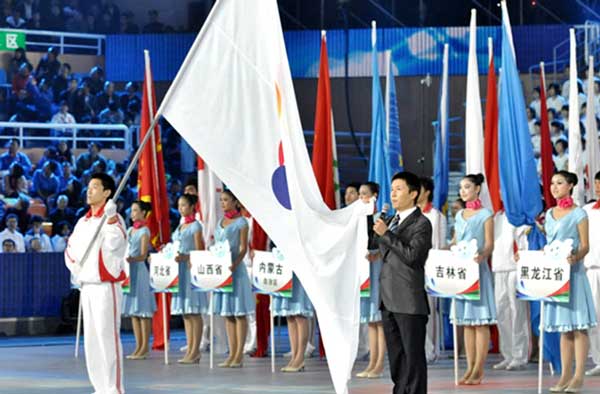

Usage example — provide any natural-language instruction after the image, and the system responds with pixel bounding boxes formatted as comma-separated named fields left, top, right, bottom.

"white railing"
left=0, top=28, right=105, bottom=55
left=0, top=122, right=131, bottom=150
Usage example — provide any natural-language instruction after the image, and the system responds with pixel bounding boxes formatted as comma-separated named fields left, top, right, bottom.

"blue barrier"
left=0, top=253, right=70, bottom=318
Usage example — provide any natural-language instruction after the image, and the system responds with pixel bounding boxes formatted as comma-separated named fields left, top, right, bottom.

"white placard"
left=190, top=240, right=233, bottom=292
left=252, top=248, right=293, bottom=296
left=149, top=251, right=179, bottom=293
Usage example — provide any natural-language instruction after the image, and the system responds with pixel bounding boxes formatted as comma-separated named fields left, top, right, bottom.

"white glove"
left=104, top=198, right=117, bottom=218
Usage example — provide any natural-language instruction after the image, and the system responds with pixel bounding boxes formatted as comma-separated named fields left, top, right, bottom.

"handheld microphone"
left=379, top=203, right=390, bottom=222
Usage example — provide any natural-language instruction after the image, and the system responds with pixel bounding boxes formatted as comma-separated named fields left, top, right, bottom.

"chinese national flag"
left=138, top=54, right=172, bottom=350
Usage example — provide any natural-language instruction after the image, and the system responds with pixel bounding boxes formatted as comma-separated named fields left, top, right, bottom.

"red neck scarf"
left=593, top=200, right=600, bottom=209
left=557, top=196, right=574, bottom=209
left=466, top=199, right=482, bottom=210
left=224, top=209, right=240, bottom=219
left=132, top=220, right=146, bottom=229
left=182, top=215, right=196, bottom=224
left=422, top=202, right=433, bottom=214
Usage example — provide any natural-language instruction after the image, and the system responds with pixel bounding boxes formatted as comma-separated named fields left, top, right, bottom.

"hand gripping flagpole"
left=72, top=0, right=223, bottom=358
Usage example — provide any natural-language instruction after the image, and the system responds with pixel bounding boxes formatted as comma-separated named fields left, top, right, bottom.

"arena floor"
left=1, top=332, right=599, bottom=394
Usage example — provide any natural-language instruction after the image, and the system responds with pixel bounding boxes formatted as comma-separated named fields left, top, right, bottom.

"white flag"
left=197, top=159, right=223, bottom=245
left=465, top=9, right=492, bottom=208
left=161, top=1, right=370, bottom=393
left=568, top=29, right=585, bottom=205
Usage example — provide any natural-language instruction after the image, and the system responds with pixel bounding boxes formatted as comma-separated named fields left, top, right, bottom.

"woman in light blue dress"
left=271, top=261, right=314, bottom=372
left=171, top=193, right=207, bottom=364
left=355, top=181, right=386, bottom=379
left=122, top=200, right=156, bottom=360
left=213, top=190, right=254, bottom=368
left=451, top=173, right=495, bottom=385
left=543, top=171, right=596, bottom=393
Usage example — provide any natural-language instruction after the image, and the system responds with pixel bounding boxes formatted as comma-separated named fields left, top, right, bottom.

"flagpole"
left=270, top=295, right=275, bottom=373
left=538, top=301, right=545, bottom=394
left=210, top=291, right=214, bottom=369
left=74, top=297, right=82, bottom=358
left=161, top=292, right=169, bottom=364
left=452, top=301, right=458, bottom=386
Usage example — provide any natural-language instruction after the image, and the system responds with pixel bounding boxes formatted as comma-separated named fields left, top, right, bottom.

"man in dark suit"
left=373, top=171, right=432, bottom=394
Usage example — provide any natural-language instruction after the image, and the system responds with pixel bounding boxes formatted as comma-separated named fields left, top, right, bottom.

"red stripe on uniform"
left=110, top=283, right=123, bottom=394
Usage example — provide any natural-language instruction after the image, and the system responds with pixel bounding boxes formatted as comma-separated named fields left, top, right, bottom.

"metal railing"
left=0, top=122, right=131, bottom=150
left=0, top=28, right=105, bottom=55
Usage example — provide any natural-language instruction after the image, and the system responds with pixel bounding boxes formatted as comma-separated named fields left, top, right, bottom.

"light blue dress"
left=212, top=217, right=255, bottom=316
left=360, top=213, right=382, bottom=323
left=271, top=274, right=314, bottom=318
left=544, top=207, right=597, bottom=332
left=171, top=221, right=208, bottom=315
left=451, top=208, right=497, bottom=326
left=122, top=226, right=157, bottom=318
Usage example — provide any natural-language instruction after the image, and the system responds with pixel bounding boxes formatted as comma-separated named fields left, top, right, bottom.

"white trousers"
left=494, top=271, right=529, bottom=365
left=82, top=282, right=124, bottom=394
left=586, top=268, right=600, bottom=366
left=425, top=295, right=439, bottom=360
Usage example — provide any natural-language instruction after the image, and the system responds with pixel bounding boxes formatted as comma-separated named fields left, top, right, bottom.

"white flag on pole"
left=586, top=56, right=600, bottom=201
left=568, top=29, right=585, bottom=205
left=160, top=1, right=370, bottom=393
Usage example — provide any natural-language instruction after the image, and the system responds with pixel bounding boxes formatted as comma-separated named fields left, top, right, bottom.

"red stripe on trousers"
left=110, top=283, right=123, bottom=394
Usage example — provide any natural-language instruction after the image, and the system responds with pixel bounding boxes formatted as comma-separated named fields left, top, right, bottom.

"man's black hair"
left=90, top=173, right=116, bottom=199
left=391, top=171, right=421, bottom=204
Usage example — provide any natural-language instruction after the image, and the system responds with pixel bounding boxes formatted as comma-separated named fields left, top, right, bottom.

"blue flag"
left=369, top=28, right=391, bottom=212
left=433, top=44, right=449, bottom=211
left=386, top=53, right=403, bottom=175
left=498, top=8, right=543, bottom=226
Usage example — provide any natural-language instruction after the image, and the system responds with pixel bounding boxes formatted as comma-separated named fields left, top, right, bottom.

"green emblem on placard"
left=0, top=31, right=26, bottom=50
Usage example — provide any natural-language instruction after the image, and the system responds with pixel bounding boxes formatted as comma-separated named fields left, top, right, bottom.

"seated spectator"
left=64, top=2, right=85, bottom=32
left=87, top=66, right=104, bottom=95
left=27, top=11, right=42, bottom=29
left=75, top=141, right=106, bottom=176
left=120, top=81, right=141, bottom=124
left=71, top=79, right=95, bottom=122
left=6, top=7, right=26, bottom=28
left=44, top=1, right=64, bottom=31
left=143, top=9, right=164, bottom=33
left=120, top=10, right=139, bottom=33
left=51, top=101, right=76, bottom=137
left=0, top=139, right=32, bottom=174
left=52, top=63, right=71, bottom=102
left=17, top=0, right=38, bottom=21
left=527, top=106, right=537, bottom=136
left=62, top=178, right=83, bottom=209
left=31, top=161, right=60, bottom=202
left=8, top=48, right=32, bottom=82
left=59, top=77, right=78, bottom=107
left=2, top=162, right=28, bottom=198
left=554, top=139, right=569, bottom=171
left=0, top=213, right=25, bottom=252
left=530, top=87, right=541, bottom=119
left=560, top=105, right=570, bottom=131
left=27, top=77, right=53, bottom=122
left=3, top=195, right=31, bottom=233
left=547, top=83, right=567, bottom=114
left=550, top=120, right=567, bottom=144
left=25, top=215, right=53, bottom=252
left=36, top=146, right=62, bottom=177
left=38, top=78, right=54, bottom=107
left=49, top=194, right=75, bottom=225
left=51, top=220, right=71, bottom=252
left=2, top=238, right=16, bottom=253
left=81, top=159, right=107, bottom=186
left=99, top=100, right=124, bottom=124
left=102, top=0, right=121, bottom=32
left=94, top=81, right=118, bottom=113
left=12, top=63, right=32, bottom=95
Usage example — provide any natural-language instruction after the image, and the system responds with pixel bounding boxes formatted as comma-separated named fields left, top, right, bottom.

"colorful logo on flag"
left=271, top=83, right=291, bottom=210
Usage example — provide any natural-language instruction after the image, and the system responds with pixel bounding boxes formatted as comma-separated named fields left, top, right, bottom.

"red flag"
left=539, top=64, right=556, bottom=208
left=138, top=53, right=172, bottom=350
left=484, top=51, right=502, bottom=213
left=249, top=220, right=270, bottom=357
left=312, top=32, right=336, bottom=210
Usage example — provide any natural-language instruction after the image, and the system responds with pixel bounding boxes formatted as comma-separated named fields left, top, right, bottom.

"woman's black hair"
left=462, top=173, right=485, bottom=187
left=178, top=193, right=198, bottom=207
left=554, top=171, right=578, bottom=194
left=595, top=171, right=600, bottom=182
left=132, top=200, right=152, bottom=216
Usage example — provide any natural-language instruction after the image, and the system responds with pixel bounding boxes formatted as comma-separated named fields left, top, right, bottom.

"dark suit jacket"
left=378, top=208, right=432, bottom=316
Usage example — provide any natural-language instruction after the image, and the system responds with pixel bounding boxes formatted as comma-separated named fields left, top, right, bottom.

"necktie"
left=388, top=215, right=400, bottom=232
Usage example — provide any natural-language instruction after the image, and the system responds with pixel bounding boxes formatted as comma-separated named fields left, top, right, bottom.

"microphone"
left=379, top=203, right=390, bottom=222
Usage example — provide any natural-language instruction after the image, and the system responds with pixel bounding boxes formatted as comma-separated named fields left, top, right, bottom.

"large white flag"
left=161, top=1, right=370, bottom=393
left=197, top=158, right=223, bottom=245
left=465, top=9, right=492, bottom=208
left=568, top=29, right=585, bottom=205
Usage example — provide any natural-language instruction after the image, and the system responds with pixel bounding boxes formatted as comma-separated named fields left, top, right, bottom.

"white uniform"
left=65, top=206, right=127, bottom=394
left=584, top=203, right=600, bottom=367
left=492, top=211, right=530, bottom=368
left=423, top=205, right=447, bottom=362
